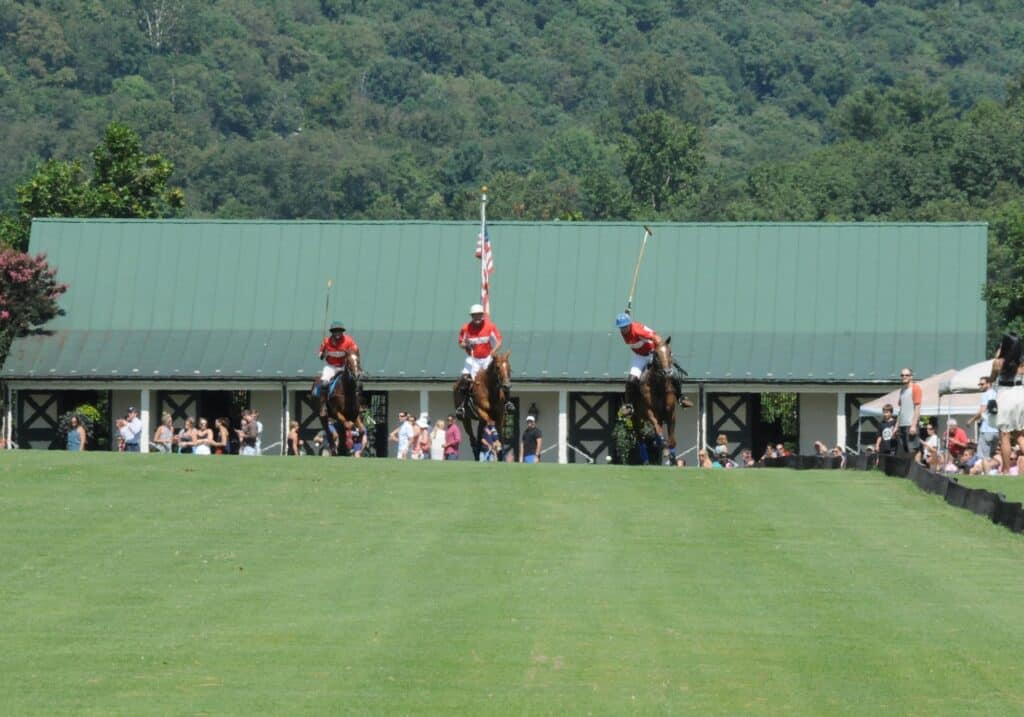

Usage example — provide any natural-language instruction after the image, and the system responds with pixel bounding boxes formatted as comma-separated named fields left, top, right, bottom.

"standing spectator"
left=66, top=415, right=86, bottom=451
left=990, top=331, right=1024, bottom=474
left=714, top=433, right=730, bottom=460
left=176, top=418, right=195, bottom=454
left=350, top=422, right=365, bottom=458
left=968, top=376, right=1000, bottom=465
left=253, top=410, right=263, bottom=455
left=411, top=415, right=431, bottom=460
left=193, top=418, right=213, bottom=455
left=239, top=411, right=259, bottom=456
left=117, top=407, right=143, bottom=452
left=944, top=418, right=969, bottom=463
left=152, top=413, right=174, bottom=453
left=430, top=420, right=446, bottom=460
left=520, top=415, right=543, bottom=464
left=698, top=450, right=714, bottom=468
left=287, top=421, right=302, bottom=456
left=738, top=449, right=755, bottom=467
left=897, top=368, right=923, bottom=455
left=211, top=417, right=231, bottom=455
left=388, top=411, right=412, bottom=459
left=875, top=404, right=899, bottom=456
left=479, top=421, right=500, bottom=462
left=444, top=414, right=461, bottom=460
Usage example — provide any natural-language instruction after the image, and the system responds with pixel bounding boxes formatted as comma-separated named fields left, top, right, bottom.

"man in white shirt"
left=118, top=407, right=143, bottom=452
left=968, top=375, right=1000, bottom=462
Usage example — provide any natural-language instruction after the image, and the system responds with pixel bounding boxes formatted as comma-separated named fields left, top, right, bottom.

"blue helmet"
left=615, top=313, right=632, bottom=328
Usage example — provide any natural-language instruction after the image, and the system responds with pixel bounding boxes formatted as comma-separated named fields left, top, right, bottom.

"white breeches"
left=463, top=355, right=493, bottom=379
left=321, top=364, right=342, bottom=383
left=628, top=354, right=650, bottom=379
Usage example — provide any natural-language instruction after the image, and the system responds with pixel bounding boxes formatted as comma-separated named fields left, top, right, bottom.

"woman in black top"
left=990, top=332, right=1024, bottom=474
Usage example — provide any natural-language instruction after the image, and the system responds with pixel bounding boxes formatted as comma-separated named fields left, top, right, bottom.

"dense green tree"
left=620, top=111, right=704, bottom=212
left=0, top=123, right=183, bottom=251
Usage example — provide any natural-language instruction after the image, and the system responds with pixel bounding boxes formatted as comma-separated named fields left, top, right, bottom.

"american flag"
left=476, top=227, right=493, bottom=315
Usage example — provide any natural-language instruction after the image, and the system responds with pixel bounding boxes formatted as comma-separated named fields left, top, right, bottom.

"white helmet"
left=469, top=303, right=485, bottom=315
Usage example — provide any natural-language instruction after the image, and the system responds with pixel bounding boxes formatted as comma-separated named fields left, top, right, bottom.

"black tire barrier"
left=757, top=451, right=1024, bottom=535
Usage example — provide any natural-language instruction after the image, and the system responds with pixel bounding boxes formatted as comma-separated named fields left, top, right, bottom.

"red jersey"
left=459, top=318, right=502, bottom=359
left=319, top=334, right=358, bottom=366
left=621, top=322, right=660, bottom=356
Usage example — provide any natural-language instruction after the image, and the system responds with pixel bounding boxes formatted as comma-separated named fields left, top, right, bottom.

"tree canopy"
left=2, top=0, right=1024, bottom=343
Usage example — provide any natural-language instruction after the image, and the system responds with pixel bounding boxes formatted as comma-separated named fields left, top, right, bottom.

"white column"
left=420, top=389, right=429, bottom=420
left=557, top=390, right=568, bottom=464
left=836, top=392, right=847, bottom=451
left=282, top=384, right=290, bottom=456
left=699, top=384, right=707, bottom=453
left=4, top=386, right=12, bottom=449
left=140, top=389, right=151, bottom=452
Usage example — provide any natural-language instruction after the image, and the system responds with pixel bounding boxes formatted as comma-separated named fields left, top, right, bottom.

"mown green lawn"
left=2, top=453, right=1023, bottom=716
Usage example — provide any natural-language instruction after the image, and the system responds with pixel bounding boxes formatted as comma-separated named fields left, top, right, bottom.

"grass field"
left=3, top=453, right=1024, bottom=716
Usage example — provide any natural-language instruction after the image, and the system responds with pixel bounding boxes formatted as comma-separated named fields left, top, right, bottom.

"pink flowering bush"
left=0, top=249, right=67, bottom=363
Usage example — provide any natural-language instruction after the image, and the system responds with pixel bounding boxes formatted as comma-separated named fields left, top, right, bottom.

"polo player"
left=616, top=313, right=691, bottom=409
left=316, top=320, right=360, bottom=398
left=455, top=303, right=503, bottom=419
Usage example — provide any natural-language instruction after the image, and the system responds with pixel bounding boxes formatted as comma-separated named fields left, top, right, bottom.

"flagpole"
left=480, top=185, right=489, bottom=316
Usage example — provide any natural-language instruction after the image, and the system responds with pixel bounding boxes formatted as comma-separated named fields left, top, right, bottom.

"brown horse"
left=454, top=350, right=513, bottom=459
left=319, top=351, right=364, bottom=455
left=627, top=338, right=680, bottom=465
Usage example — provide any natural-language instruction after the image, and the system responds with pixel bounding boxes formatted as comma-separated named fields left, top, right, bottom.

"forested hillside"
left=3, top=0, right=1024, bottom=339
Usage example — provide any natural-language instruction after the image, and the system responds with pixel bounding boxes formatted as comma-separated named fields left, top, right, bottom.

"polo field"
left=3, top=453, right=1023, bottom=715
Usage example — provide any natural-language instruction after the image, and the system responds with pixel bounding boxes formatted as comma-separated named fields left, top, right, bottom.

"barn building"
left=3, top=219, right=987, bottom=461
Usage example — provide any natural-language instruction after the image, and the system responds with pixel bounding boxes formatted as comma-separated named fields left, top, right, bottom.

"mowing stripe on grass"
left=2, top=453, right=1023, bottom=715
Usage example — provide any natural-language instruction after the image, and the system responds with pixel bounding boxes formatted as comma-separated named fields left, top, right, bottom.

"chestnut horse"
left=454, top=350, right=513, bottom=459
left=319, top=351, right=364, bottom=455
left=628, top=338, right=680, bottom=465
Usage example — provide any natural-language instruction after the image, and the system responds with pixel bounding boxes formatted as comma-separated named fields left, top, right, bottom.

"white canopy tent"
left=938, top=359, right=993, bottom=396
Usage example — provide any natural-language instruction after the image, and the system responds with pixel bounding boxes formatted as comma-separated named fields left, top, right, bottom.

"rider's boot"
left=454, top=375, right=471, bottom=419
left=671, top=376, right=693, bottom=408
left=624, top=375, right=641, bottom=412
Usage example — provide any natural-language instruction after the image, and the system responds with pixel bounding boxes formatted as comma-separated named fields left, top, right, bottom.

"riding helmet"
left=615, top=313, right=632, bottom=328
left=330, top=320, right=345, bottom=331
left=469, top=304, right=485, bottom=315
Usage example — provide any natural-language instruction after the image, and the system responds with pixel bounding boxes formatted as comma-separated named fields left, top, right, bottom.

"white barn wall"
left=799, top=393, right=839, bottom=454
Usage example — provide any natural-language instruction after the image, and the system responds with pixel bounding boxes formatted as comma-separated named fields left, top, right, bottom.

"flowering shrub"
left=0, top=249, right=67, bottom=362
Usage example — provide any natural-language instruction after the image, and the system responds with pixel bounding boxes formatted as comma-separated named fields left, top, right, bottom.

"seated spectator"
left=698, top=450, right=714, bottom=469
left=775, top=443, right=790, bottom=457
left=919, top=422, right=940, bottom=469
left=737, top=449, right=755, bottom=467
left=944, top=419, right=969, bottom=462
left=760, top=445, right=777, bottom=462
left=813, top=441, right=829, bottom=457
left=958, top=444, right=980, bottom=474
left=831, top=445, right=846, bottom=468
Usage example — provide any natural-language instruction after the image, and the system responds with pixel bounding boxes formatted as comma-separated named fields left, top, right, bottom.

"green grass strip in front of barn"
left=2, top=453, right=1023, bottom=715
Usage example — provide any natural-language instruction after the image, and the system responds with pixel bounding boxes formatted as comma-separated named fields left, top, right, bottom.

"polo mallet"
left=321, top=279, right=334, bottom=337
left=624, top=225, right=654, bottom=316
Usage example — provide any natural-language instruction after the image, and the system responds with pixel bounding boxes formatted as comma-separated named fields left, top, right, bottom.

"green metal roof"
left=4, top=219, right=987, bottom=383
